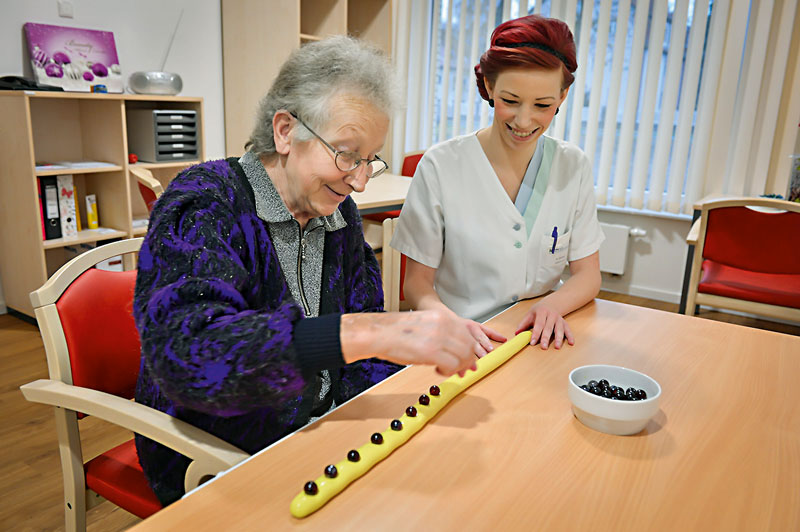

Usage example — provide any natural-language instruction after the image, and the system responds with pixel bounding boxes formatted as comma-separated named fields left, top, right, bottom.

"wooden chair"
left=20, top=238, right=249, bottom=531
left=130, top=167, right=164, bottom=212
left=685, top=197, right=800, bottom=322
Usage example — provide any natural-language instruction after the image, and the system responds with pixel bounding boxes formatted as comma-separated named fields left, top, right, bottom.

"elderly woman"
left=134, top=36, right=478, bottom=506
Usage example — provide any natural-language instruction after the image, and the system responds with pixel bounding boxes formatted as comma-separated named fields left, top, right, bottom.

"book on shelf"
left=37, top=175, right=61, bottom=240
left=56, top=174, right=78, bottom=238
left=85, top=194, right=99, bottom=229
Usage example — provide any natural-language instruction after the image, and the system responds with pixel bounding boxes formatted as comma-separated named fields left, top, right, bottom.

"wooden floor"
left=2, top=293, right=798, bottom=531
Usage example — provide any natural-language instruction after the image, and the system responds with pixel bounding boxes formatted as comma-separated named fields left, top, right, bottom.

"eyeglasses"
left=290, top=112, right=388, bottom=179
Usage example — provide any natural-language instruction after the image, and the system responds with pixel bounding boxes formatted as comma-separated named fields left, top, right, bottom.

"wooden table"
left=132, top=300, right=800, bottom=530
left=351, top=172, right=412, bottom=215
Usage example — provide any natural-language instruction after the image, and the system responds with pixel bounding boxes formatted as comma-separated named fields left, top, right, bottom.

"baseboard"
left=600, top=283, right=682, bottom=305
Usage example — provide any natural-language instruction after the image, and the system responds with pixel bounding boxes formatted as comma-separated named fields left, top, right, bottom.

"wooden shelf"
left=222, top=0, right=392, bottom=157
left=132, top=161, right=198, bottom=170
left=36, top=165, right=123, bottom=176
left=42, top=228, right=128, bottom=249
left=0, top=92, right=205, bottom=316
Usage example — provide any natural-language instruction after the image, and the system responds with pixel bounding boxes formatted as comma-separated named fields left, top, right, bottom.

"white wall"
left=597, top=208, right=692, bottom=304
left=0, top=0, right=225, bottom=159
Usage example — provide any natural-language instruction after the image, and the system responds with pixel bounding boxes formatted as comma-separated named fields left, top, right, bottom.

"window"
left=394, top=0, right=798, bottom=214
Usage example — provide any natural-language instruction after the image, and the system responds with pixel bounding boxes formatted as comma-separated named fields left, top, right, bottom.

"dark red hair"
left=475, top=15, right=577, bottom=102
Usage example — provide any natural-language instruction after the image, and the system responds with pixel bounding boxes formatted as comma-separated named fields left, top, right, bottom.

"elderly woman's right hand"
left=341, top=310, right=479, bottom=376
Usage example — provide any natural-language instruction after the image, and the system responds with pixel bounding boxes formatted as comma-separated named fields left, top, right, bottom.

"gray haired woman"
left=133, top=36, right=480, bottom=506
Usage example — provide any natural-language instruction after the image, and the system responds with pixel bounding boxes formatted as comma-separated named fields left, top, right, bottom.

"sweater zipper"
left=296, top=223, right=311, bottom=316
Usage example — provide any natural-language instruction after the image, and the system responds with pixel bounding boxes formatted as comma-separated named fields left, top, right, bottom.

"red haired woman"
left=392, top=15, right=603, bottom=353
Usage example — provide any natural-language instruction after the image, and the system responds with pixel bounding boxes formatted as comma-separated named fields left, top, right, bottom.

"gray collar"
left=238, top=151, right=347, bottom=231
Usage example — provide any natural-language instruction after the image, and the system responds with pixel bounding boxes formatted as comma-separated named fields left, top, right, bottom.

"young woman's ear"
left=272, top=110, right=294, bottom=155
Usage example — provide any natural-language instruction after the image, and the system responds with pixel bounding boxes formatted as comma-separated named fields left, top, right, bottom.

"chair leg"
left=54, top=408, right=87, bottom=532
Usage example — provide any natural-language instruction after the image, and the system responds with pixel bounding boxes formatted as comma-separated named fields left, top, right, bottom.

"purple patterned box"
left=23, top=22, right=123, bottom=93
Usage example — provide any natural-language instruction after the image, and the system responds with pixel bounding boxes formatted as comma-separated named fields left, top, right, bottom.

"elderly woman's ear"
left=272, top=110, right=294, bottom=155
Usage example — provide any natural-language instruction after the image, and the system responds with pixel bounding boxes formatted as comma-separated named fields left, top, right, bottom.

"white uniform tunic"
left=391, top=132, right=604, bottom=320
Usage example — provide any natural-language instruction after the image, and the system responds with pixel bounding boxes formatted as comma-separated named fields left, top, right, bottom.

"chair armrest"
left=686, top=218, right=701, bottom=245
left=20, top=379, right=249, bottom=473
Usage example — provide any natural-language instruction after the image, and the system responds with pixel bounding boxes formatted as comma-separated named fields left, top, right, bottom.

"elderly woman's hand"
left=340, top=310, right=483, bottom=376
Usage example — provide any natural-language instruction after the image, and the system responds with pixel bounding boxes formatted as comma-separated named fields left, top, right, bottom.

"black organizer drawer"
left=157, top=132, right=196, bottom=142
left=156, top=124, right=197, bottom=134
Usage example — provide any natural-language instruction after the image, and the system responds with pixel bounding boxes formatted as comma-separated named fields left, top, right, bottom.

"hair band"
left=498, top=42, right=569, bottom=67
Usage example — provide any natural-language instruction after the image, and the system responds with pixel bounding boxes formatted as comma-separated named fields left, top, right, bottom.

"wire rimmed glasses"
left=290, top=111, right=388, bottom=179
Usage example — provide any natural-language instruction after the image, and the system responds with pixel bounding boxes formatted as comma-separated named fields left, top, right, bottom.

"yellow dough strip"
left=290, top=330, right=532, bottom=518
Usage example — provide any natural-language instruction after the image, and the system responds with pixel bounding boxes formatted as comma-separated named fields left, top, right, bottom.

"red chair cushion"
left=57, top=268, right=141, bottom=398
left=138, top=182, right=158, bottom=212
left=363, top=209, right=401, bottom=223
left=85, top=439, right=162, bottom=519
left=699, top=259, right=800, bottom=309
left=703, top=206, right=800, bottom=274
left=401, top=152, right=424, bottom=177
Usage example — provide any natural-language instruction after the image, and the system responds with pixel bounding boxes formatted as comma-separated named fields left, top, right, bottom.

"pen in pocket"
left=550, top=226, right=558, bottom=254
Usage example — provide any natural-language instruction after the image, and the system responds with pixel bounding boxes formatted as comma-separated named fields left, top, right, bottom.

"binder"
left=38, top=175, right=62, bottom=240
left=56, top=174, right=77, bottom=238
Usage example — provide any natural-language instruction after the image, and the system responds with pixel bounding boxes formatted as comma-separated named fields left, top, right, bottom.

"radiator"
left=598, top=223, right=638, bottom=275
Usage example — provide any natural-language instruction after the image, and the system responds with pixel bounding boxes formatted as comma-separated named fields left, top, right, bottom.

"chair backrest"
left=31, top=238, right=144, bottom=399
left=131, top=167, right=164, bottom=212
left=701, top=199, right=800, bottom=274
left=382, top=218, right=401, bottom=312
left=401, top=150, right=425, bottom=177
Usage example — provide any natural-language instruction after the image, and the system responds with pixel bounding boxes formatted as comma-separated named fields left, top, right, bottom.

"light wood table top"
left=351, top=172, right=411, bottom=214
left=132, top=300, right=800, bottom=530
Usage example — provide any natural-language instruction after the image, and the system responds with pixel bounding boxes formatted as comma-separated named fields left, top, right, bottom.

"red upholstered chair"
left=20, top=238, right=248, bottom=531
left=685, top=197, right=800, bottom=322
left=372, top=151, right=424, bottom=309
left=363, top=150, right=425, bottom=224
left=130, top=166, right=164, bottom=212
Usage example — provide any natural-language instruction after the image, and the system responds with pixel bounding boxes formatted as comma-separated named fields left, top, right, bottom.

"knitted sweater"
left=133, top=158, right=401, bottom=505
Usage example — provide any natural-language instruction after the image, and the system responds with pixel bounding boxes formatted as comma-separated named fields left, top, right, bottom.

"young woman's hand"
left=515, top=302, right=574, bottom=350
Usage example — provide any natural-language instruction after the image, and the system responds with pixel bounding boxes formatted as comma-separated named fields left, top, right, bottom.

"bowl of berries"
left=568, top=364, right=661, bottom=436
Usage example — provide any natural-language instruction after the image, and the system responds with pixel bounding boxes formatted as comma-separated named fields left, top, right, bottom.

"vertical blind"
left=391, top=0, right=799, bottom=215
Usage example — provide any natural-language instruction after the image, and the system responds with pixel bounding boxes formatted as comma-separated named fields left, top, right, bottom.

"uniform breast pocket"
left=535, top=229, right=571, bottom=289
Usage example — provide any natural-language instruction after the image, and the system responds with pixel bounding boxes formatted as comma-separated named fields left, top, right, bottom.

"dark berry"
left=590, top=386, right=602, bottom=396
left=580, top=384, right=589, bottom=392
left=391, top=419, right=403, bottom=431
left=610, top=385, right=619, bottom=393
left=371, top=432, right=383, bottom=444
left=304, top=481, right=318, bottom=495
left=626, top=387, right=637, bottom=397
left=587, top=380, right=598, bottom=388
left=614, top=388, right=625, bottom=400
left=598, top=379, right=610, bottom=390
left=430, top=385, right=440, bottom=396
left=324, top=465, right=338, bottom=478
left=602, top=388, right=613, bottom=398
left=405, top=405, right=417, bottom=417
left=419, top=394, right=430, bottom=406
left=347, top=450, right=360, bottom=462
left=637, top=389, right=647, bottom=400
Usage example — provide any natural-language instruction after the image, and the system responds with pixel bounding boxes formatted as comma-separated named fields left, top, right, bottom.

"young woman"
left=392, top=15, right=604, bottom=354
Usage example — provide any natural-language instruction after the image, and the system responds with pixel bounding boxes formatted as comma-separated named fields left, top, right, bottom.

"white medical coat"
left=391, top=132, right=604, bottom=320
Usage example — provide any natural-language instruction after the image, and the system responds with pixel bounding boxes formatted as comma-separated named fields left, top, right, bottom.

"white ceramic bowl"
left=568, top=364, right=661, bottom=436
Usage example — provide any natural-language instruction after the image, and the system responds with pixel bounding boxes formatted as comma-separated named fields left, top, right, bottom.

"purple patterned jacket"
left=133, top=158, right=401, bottom=505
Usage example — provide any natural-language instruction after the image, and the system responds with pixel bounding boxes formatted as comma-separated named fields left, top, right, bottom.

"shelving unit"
left=0, top=91, right=204, bottom=317
left=221, top=0, right=393, bottom=158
